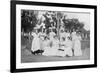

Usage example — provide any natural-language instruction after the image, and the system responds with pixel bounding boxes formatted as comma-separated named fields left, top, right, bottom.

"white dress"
left=72, top=33, right=82, bottom=56
left=57, top=35, right=73, bottom=57
left=59, top=32, right=66, bottom=41
left=64, top=39, right=73, bottom=56
left=71, top=32, right=76, bottom=49
left=49, top=31, right=56, bottom=44
left=31, top=32, right=40, bottom=52
left=43, top=39, right=50, bottom=50
left=42, top=39, right=51, bottom=56
left=38, top=32, right=44, bottom=50
left=43, top=39, right=59, bottom=56
left=51, top=39, right=59, bottom=56
left=57, top=40, right=67, bottom=57
left=64, top=32, right=73, bottom=56
left=65, top=32, right=70, bottom=38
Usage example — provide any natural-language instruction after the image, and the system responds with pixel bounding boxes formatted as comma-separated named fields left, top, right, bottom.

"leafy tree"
left=62, top=18, right=84, bottom=32
left=43, top=14, right=51, bottom=29
left=21, top=10, right=38, bottom=33
left=43, top=11, right=58, bottom=33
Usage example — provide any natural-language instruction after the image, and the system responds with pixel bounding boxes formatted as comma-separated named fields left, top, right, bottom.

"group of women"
left=31, top=28, right=82, bottom=57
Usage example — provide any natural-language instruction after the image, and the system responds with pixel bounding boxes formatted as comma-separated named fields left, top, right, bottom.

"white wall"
left=0, top=0, right=99, bottom=73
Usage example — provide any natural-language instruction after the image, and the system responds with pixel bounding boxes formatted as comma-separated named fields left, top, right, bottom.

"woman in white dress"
left=42, top=37, right=51, bottom=56
left=72, top=31, right=82, bottom=56
left=65, top=30, right=73, bottom=55
left=31, top=29, right=41, bottom=52
left=57, top=29, right=67, bottom=57
left=64, top=35, right=73, bottom=57
left=50, top=36, right=59, bottom=56
left=48, top=29, right=56, bottom=48
left=43, top=36, right=59, bottom=56
left=58, top=31, right=73, bottom=57
left=65, top=30, right=70, bottom=39
left=57, top=37, right=66, bottom=57
left=49, top=29, right=56, bottom=42
left=38, top=31, right=45, bottom=50
left=59, top=29, right=66, bottom=41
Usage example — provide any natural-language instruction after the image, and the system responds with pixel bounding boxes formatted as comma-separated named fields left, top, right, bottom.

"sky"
left=63, top=12, right=90, bottom=31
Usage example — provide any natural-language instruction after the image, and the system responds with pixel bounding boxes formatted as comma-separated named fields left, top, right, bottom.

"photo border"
left=10, top=0, right=97, bottom=72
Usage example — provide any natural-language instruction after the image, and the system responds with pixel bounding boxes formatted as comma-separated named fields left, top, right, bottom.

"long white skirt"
left=43, top=46, right=58, bottom=56
left=73, top=40, right=82, bottom=56
left=57, top=46, right=73, bottom=57
left=31, top=37, right=40, bottom=52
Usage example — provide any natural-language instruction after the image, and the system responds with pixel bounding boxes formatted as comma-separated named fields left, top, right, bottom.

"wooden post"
left=56, top=12, right=61, bottom=40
